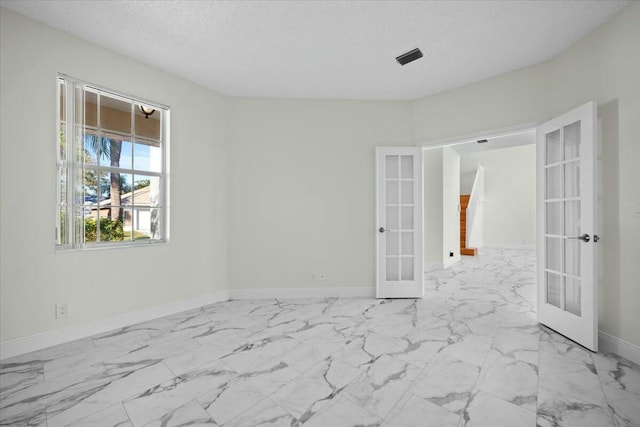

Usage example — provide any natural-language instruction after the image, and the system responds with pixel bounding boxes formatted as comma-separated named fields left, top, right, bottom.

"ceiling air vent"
left=476, top=139, right=489, bottom=144
left=396, top=48, right=423, bottom=66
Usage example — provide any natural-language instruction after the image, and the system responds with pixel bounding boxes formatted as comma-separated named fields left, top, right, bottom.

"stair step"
left=461, top=247, right=477, bottom=256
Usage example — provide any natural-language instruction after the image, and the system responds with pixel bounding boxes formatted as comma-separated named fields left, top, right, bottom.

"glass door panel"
left=543, top=123, right=584, bottom=318
left=386, top=258, right=399, bottom=281
left=384, top=153, right=416, bottom=285
left=546, top=272, right=562, bottom=308
left=565, top=278, right=582, bottom=316
left=377, top=148, right=423, bottom=298
left=546, top=166, right=562, bottom=199
left=564, top=121, right=580, bottom=160
left=538, top=101, right=596, bottom=351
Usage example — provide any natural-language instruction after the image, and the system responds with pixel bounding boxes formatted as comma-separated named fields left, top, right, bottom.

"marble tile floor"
left=1, top=248, right=639, bottom=427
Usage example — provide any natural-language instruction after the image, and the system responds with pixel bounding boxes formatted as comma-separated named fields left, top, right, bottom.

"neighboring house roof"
left=95, top=185, right=152, bottom=207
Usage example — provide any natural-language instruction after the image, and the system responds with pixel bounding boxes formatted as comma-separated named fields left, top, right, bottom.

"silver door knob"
left=568, top=233, right=590, bottom=242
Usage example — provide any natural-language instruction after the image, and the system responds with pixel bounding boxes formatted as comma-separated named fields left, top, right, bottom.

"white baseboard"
left=443, top=256, right=461, bottom=269
left=485, top=244, right=536, bottom=250
left=599, top=331, right=640, bottom=365
left=0, top=290, right=230, bottom=361
left=425, top=262, right=444, bottom=270
left=230, top=286, right=375, bottom=300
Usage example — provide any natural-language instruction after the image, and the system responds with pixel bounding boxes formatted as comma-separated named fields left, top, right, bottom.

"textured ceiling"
left=0, top=0, right=630, bottom=100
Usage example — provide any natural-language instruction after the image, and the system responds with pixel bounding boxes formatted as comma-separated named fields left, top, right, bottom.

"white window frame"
left=56, top=74, right=170, bottom=250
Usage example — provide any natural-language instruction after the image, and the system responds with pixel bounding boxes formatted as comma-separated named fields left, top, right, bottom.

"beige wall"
left=460, top=145, right=536, bottom=247
left=227, top=98, right=413, bottom=290
left=414, top=3, right=640, bottom=346
left=0, top=8, right=229, bottom=342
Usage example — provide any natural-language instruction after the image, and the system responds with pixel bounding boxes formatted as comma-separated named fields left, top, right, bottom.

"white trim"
left=599, top=331, right=640, bottom=365
left=419, top=122, right=539, bottom=149
left=425, top=262, right=444, bottom=270
left=230, top=287, right=375, bottom=300
left=0, top=291, right=229, bottom=361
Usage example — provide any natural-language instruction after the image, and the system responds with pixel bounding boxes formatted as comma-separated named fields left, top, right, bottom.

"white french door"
left=376, top=147, right=424, bottom=299
left=537, top=101, right=598, bottom=351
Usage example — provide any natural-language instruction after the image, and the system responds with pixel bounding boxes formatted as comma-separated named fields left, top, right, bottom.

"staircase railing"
left=466, top=165, right=484, bottom=248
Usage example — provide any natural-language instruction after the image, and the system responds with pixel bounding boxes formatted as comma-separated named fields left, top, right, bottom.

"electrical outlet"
left=318, top=273, right=326, bottom=282
left=55, top=303, right=68, bottom=319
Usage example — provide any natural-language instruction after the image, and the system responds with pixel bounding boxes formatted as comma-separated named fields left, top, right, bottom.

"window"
left=57, top=75, right=169, bottom=249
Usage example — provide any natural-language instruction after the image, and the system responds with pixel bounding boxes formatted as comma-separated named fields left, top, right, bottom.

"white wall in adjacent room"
left=459, top=145, right=536, bottom=248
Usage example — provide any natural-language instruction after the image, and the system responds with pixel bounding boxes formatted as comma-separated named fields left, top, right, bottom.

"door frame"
left=375, top=147, right=425, bottom=299
left=419, top=117, right=599, bottom=351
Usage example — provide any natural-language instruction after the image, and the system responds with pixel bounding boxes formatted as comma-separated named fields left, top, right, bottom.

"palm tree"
left=85, top=134, right=123, bottom=222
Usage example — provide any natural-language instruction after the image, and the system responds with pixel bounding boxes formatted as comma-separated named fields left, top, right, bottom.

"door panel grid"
left=544, top=122, right=583, bottom=314
left=376, top=147, right=423, bottom=299
left=537, top=101, right=596, bottom=351
left=384, top=154, right=415, bottom=282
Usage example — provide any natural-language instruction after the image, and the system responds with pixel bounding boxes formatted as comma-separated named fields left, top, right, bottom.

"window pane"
left=121, top=208, right=133, bottom=241
left=83, top=134, right=99, bottom=165
left=100, top=94, right=132, bottom=135
left=133, top=208, right=161, bottom=240
left=58, top=124, right=66, bottom=162
left=133, top=139, right=162, bottom=173
left=92, top=209, right=126, bottom=242
left=59, top=80, right=66, bottom=122
left=132, top=175, right=161, bottom=207
left=57, top=205, right=68, bottom=246
left=135, top=106, right=161, bottom=140
left=58, top=166, right=67, bottom=205
left=57, top=77, right=167, bottom=248
left=99, top=172, right=132, bottom=207
left=85, top=89, right=97, bottom=128
left=99, top=135, right=127, bottom=168
left=119, top=140, right=133, bottom=169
